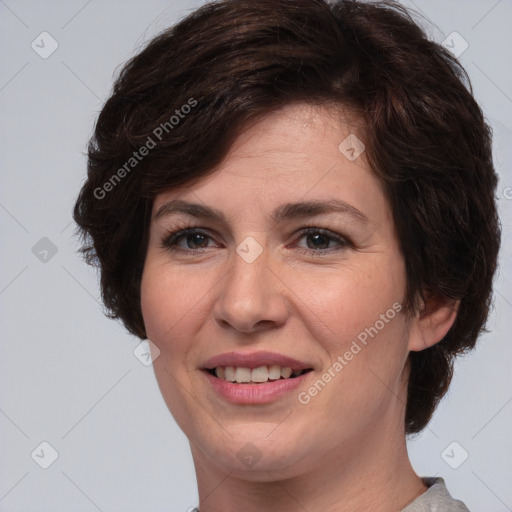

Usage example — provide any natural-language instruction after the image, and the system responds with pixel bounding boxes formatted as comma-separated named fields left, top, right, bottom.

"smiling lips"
left=201, top=350, right=314, bottom=403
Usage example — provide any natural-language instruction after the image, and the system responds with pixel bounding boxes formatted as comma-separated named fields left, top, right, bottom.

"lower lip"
left=202, top=370, right=312, bottom=404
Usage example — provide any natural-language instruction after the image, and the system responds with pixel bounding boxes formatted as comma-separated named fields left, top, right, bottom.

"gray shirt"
left=401, top=477, right=470, bottom=511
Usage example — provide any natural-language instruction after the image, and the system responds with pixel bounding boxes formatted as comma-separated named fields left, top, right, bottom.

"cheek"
left=284, top=254, right=406, bottom=351
left=140, top=261, right=203, bottom=360
left=140, top=260, right=212, bottom=431
left=295, top=257, right=410, bottom=418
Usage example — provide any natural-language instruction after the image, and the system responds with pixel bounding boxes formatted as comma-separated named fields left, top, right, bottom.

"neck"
left=190, top=419, right=426, bottom=512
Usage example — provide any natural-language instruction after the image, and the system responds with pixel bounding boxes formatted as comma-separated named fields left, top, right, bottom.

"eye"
left=293, top=228, right=350, bottom=254
left=161, top=228, right=219, bottom=252
left=160, top=226, right=350, bottom=256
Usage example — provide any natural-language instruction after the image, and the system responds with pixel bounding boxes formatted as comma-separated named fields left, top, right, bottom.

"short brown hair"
left=73, top=0, right=501, bottom=434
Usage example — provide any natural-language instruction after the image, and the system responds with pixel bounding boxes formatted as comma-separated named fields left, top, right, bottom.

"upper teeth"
left=214, top=365, right=304, bottom=383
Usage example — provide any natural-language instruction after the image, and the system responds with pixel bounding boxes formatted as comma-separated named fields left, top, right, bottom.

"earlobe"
left=408, top=294, right=460, bottom=352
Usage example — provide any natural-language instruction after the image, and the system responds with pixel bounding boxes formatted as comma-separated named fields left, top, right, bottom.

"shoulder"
left=401, top=477, right=470, bottom=511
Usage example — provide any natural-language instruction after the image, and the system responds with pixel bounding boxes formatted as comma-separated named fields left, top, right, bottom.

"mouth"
left=202, top=365, right=315, bottom=404
left=200, top=351, right=315, bottom=403
left=203, top=365, right=314, bottom=384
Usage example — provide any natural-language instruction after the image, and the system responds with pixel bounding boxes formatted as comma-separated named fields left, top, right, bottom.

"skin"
left=141, top=103, right=458, bottom=512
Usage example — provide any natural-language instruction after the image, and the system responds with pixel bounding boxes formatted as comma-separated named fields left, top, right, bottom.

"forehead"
left=152, top=103, right=390, bottom=225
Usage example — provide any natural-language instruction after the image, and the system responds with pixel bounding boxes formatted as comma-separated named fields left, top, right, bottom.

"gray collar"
left=401, top=477, right=470, bottom=511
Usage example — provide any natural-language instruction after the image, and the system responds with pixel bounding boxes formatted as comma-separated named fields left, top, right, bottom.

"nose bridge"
left=231, top=240, right=268, bottom=292
left=225, top=240, right=271, bottom=309
left=213, top=238, right=287, bottom=332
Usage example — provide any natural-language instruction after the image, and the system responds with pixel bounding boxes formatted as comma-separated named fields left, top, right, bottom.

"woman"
left=73, top=0, right=501, bottom=510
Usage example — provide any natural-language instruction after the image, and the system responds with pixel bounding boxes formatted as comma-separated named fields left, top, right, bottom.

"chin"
left=194, top=427, right=312, bottom=478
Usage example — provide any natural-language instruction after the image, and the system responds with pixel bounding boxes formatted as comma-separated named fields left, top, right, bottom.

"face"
left=141, top=103, right=413, bottom=479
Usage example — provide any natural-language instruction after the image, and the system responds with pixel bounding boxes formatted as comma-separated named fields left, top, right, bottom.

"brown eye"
left=305, top=233, right=331, bottom=249
left=182, top=232, right=210, bottom=249
left=294, top=228, right=349, bottom=253
left=162, top=228, right=217, bottom=251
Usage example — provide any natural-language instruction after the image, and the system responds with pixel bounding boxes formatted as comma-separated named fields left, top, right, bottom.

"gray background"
left=1, top=0, right=511, bottom=510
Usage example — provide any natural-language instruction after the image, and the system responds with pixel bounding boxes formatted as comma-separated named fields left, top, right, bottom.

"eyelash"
left=160, top=226, right=351, bottom=256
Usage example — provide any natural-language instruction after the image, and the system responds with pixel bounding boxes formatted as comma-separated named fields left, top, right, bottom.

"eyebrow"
left=153, top=198, right=369, bottom=224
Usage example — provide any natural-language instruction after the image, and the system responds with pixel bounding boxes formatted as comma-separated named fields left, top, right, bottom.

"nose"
left=212, top=246, right=289, bottom=334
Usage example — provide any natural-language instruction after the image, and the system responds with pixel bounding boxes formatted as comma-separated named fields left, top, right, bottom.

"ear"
left=408, top=292, right=460, bottom=352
